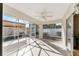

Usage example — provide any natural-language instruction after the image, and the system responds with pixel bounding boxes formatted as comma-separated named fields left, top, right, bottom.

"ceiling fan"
left=35, top=9, right=53, bottom=20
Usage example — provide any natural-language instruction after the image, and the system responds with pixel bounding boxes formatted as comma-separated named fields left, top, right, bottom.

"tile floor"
left=3, top=37, right=69, bottom=56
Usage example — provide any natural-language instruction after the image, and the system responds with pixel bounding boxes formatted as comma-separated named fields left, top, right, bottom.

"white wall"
left=38, top=24, right=43, bottom=39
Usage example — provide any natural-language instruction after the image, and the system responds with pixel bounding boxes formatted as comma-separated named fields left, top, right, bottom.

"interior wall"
left=61, top=4, right=75, bottom=49
left=38, top=24, right=43, bottom=39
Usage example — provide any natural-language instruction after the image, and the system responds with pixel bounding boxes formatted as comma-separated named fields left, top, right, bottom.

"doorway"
left=73, top=14, right=79, bottom=56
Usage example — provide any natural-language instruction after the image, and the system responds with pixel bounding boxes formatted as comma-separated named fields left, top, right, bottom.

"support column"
left=62, top=19, right=66, bottom=49
left=39, top=24, right=43, bottom=39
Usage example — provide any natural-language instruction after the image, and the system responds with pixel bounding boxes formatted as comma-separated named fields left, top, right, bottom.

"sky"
left=3, top=15, right=29, bottom=23
left=3, top=15, right=19, bottom=22
left=3, top=15, right=30, bottom=28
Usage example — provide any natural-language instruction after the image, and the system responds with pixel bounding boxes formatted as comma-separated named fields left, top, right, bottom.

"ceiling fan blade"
left=46, top=16, right=53, bottom=17
left=34, top=16, right=42, bottom=17
left=42, top=16, right=47, bottom=20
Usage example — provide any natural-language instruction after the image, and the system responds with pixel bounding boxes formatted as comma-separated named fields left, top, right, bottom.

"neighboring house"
left=3, top=20, right=26, bottom=39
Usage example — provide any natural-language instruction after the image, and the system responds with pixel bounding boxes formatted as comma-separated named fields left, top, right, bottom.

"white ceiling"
left=5, top=3, right=73, bottom=22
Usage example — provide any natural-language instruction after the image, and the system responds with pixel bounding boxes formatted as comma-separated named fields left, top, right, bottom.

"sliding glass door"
left=3, top=16, right=19, bottom=56
left=3, top=16, right=28, bottom=56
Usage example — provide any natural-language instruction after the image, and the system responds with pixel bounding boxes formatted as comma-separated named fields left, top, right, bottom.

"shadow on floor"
left=40, top=39, right=71, bottom=56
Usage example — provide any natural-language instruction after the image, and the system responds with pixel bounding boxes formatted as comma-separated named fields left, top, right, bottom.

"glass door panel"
left=30, top=24, right=36, bottom=38
left=66, top=15, right=73, bottom=55
left=3, top=16, right=19, bottom=56
left=16, top=19, right=27, bottom=56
